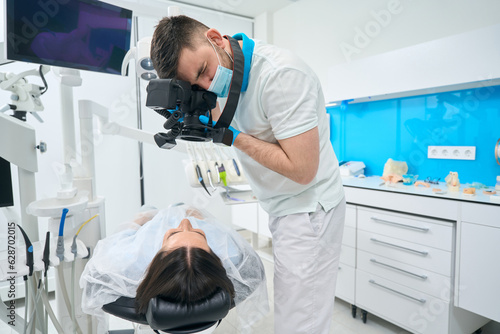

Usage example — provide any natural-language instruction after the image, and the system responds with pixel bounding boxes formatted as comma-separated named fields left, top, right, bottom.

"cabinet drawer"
left=340, top=244, right=355, bottom=267
left=342, top=225, right=356, bottom=248
left=336, top=263, right=355, bottom=304
left=356, top=270, right=450, bottom=334
left=358, top=230, right=452, bottom=277
left=357, top=250, right=451, bottom=301
left=358, top=208, right=453, bottom=251
left=345, top=204, right=356, bottom=228
left=461, top=203, right=500, bottom=228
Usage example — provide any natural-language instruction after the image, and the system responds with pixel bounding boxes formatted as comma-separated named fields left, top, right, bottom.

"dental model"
left=414, top=181, right=430, bottom=187
left=445, top=172, right=460, bottom=192
left=463, top=188, right=476, bottom=195
left=380, top=173, right=403, bottom=184
left=483, top=190, right=497, bottom=195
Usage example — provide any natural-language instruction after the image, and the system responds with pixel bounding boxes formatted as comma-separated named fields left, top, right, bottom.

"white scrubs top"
left=231, top=33, right=344, bottom=217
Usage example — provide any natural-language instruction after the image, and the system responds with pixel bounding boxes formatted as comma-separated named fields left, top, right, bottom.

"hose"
left=71, top=261, right=76, bottom=334
left=26, top=274, right=46, bottom=334
left=38, top=283, right=65, bottom=334
left=57, top=266, right=83, bottom=334
left=0, top=294, right=38, bottom=334
left=23, top=282, right=28, bottom=334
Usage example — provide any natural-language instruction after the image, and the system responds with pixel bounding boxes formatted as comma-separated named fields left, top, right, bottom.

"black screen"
left=5, top=0, right=132, bottom=75
left=0, top=157, right=14, bottom=208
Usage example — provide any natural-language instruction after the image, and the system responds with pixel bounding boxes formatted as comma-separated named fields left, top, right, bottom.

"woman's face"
left=162, top=218, right=210, bottom=252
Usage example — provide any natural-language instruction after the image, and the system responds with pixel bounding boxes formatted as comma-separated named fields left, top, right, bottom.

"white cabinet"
left=457, top=203, right=500, bottom=322
left=355, top=207, right=456, bottom=334
left=326, top=23, right=500, bottom=104
left=335, top=204, right=356, bottom=304
left=231, top=203, right=258, bottom=233
left=339, top=201, right=490, bottom=334
left=257, top=205, right=271, bottom=238
left=231, top=202, right=271, bottom=239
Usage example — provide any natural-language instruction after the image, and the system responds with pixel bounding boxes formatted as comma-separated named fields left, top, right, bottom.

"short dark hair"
left=151, top=15, right=209, bottom=79
left=135, top=247, right=235, bottom=314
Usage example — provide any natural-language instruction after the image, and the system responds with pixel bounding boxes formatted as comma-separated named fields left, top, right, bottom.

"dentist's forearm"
left=233, top=128, right=319, bottom=185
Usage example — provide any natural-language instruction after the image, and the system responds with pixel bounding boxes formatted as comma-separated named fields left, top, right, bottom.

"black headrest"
left=147, top=289, right=232, bottom=332
left=102, top=297, right=148, bottom=326
left=103, top=289, right=232, bottom=334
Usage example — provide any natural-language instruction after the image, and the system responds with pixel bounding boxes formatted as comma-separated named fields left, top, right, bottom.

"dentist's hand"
left=199, top=115, right=241, bottom=145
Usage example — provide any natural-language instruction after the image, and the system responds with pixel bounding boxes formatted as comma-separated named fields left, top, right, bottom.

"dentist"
left=150, top=15, right=345, bottom=334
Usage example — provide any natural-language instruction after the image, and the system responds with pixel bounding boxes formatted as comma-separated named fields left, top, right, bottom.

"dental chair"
left=103, top=288, right=233, bottom=334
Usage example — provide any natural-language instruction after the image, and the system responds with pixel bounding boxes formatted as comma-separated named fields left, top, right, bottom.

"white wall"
left=133, top=2, right=253, bottom=227
left=1, top=2, right=140, bottom=239
left=0, top=0, right=253, bottom=237
left=267, top=0, right=500, bottom=100
left=0, top=55, right=140, bottom=239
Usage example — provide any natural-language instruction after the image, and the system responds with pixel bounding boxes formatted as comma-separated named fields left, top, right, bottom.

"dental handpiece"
left=56, top=208, right=69, bottom=262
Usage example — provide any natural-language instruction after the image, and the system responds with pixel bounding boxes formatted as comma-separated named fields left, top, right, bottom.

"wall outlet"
left=428, top=146, right=476, bottom=160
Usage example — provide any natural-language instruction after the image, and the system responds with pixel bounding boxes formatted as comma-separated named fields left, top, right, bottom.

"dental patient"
left=80, top=204, right=268, bottom=332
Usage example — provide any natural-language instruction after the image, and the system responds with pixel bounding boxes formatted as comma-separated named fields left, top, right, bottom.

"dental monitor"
left=5, top=0, right=132, bottom=75
left=0, top=157, right=14, bottom=207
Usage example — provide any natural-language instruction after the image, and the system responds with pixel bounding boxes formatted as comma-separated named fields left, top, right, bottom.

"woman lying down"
left=80, top=204, right=269, bottom=332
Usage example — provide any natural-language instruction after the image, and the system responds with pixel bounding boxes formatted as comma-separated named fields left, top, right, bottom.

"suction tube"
left=56, top=208, right=69, bottom=261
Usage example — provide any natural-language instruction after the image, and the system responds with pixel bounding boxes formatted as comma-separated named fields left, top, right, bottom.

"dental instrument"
left=17, top=225, right=34, bottom=278
left=232, top=159, right=241, bottom=177
left=70, top=215, right=99, bottom=334
left=218, top=163, right=227, bottom=187
left=217, top=164, right=245, bottom=202
left=207, top=143, right=222, bottom=184
left=17, top=225, right=46, bottom=334
left=187, top=143, right=211, bottom=196
left=216, top=146, right=241, bottom=179
left=199, top=144, right=217, bottom=191
left=193, top=144, right=214, bottom=193
left=17, top=224, right=34, bottom=334
left=214, top=162, right=222, bottom=184
left=57, top=208, right=69, bottom=261
left=196, top=165, right=211, bottom=196
left=206, top=162, right=217, bottom=191
left=43, top=232, right=50, bottom=334
left=71, top=214, right=99, bottom=258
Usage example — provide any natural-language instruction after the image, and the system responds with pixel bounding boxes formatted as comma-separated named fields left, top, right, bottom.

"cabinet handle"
left=371, top=217, right=429, bottom=232
left=369, top=279, right=426, bottom=304
left=370, top=237, right=429, bottom=256
left=370, top=258, right=428, bottom=280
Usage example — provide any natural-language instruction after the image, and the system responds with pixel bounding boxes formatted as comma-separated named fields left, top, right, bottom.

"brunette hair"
left=151, top=15, right=210, bottom=79
left=135, top=247, right=235, bottom=314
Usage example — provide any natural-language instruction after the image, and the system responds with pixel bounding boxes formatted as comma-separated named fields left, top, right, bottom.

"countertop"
left=342, top=176, right=500, bottom=206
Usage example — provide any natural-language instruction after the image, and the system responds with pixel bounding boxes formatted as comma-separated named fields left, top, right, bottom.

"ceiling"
left=167, top=0, right=295, bottom=18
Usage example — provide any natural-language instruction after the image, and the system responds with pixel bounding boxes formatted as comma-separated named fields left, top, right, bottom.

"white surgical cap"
left=80, top=204, right=269, bottom=332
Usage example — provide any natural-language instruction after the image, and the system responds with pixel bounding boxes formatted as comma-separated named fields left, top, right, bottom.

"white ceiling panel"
left=160, top=0, right=294, bottom=18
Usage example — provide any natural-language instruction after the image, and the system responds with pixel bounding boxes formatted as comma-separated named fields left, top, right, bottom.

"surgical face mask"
left=207, top=37, right=233, bottom=98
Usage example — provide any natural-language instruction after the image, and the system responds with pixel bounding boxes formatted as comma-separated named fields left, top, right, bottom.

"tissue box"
left=339, top=161, right=366, bottom=177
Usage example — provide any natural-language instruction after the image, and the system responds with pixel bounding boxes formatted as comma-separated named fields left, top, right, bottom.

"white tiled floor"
left=2, top=232, right=500, bottom=333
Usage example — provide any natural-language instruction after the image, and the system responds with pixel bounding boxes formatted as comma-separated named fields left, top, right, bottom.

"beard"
left=217, top=45, right=233, bottom=70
